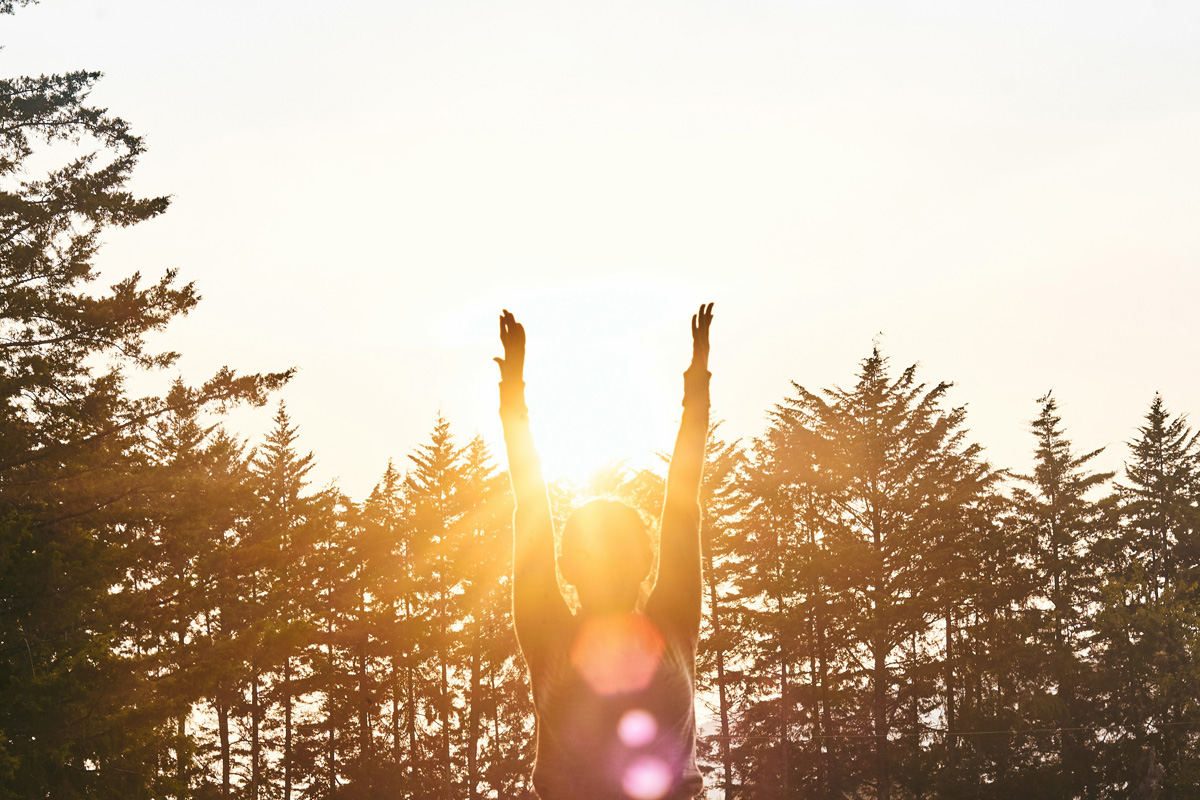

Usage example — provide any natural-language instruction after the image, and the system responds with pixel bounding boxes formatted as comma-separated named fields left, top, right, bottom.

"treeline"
left=695, top=362, right=1200, bottom=800
left=7, top=346, right=1200, bottom=800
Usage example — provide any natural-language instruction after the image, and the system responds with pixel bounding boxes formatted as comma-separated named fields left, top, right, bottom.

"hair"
left=559, top=498, right=653, bottom=607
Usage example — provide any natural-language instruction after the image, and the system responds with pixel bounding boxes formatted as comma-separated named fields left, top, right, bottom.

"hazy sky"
left=5, top=1, right=1199, bottom=496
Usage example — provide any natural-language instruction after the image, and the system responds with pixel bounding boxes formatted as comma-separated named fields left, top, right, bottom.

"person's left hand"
left=691, top=302, right=714, bottom=371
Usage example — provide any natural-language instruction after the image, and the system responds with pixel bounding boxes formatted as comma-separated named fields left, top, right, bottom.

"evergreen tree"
left=352, top=459, right=413, bottom=794
left=245, top=402, right=325, bottom=800
left=304, top=489, right=361, bottom=798
left=692, top=426, right=750, bottom=800
left=1011, top=392, right=1114, bottom=799
left=756, top=348, right=996, bottom=800
left=144, top=382, right=240, bottom=799
left=0, top=3, right=288, bottom=794
left=1119, top=395, right=1200, bottom=600
left=457, top=435, right=516, bottom=800
left=405, top=415, right=468, bottom=799
left=192, top=429, right=256, bottom=799
left=1093, top=395, right=1200, bottom=795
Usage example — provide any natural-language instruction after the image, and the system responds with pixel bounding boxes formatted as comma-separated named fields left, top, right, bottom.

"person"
left=495, top=303, right=714, bottom=800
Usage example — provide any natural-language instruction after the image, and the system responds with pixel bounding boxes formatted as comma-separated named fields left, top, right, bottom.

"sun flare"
left=500, top=289, right=691, bottom=484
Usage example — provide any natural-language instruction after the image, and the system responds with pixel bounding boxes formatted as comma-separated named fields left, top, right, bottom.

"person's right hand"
left=494, top=309, right=526, bottom=382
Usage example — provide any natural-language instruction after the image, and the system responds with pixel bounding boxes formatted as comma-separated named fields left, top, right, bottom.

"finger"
left=691, top=313, right=698, bottom=337
left=499, top=314, right=506, bottom=339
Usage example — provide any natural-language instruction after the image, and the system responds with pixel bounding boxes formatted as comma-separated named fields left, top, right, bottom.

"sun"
left=525, top=342, right=678, bottom=484
left=499, top=288, right=691, bottom=484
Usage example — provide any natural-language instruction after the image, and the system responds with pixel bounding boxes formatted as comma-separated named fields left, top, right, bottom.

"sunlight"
left=618, top=708, right=658, bottom=748
left=621, top=756, right=672, bottom=800
left=507, top=285, right=687, bottom=483
left=570, top=614, right=664, bottom=696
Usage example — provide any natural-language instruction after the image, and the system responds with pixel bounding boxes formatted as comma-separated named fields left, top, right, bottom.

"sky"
left=4, top=1, right=1200, bottom=497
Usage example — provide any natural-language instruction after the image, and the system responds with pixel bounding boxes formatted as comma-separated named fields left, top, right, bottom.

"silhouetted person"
left=495, top=304, right=714, bottom=800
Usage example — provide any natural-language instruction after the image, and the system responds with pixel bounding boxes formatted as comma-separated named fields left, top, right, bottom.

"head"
left=559, top=499, right=653, bottom=615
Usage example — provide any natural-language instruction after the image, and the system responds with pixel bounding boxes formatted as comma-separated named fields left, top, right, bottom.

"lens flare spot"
left=618, top=709, right=658, bottom=748
left=622, top=756, right=672, bottom=800
left=570, top=614, right=664, bottom=695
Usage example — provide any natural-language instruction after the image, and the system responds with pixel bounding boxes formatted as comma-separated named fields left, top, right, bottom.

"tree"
left=1011, top=392, right=1114, bottom=799
left=191, top=429, right=256, bottom=799
left=692, top=426, right=750, bottom=800
left=243, top=402, right=325, bottom=800
left=756, top=348, right=997, bottom=800
left=1093, top=395, right=1200, bottom=795
left=0, top=4, right=289, bottom=794
left=405, top=415, right=467, bottom=799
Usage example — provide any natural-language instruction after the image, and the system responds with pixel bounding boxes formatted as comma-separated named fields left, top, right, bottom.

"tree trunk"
left=327, top=614, right=338, bottom=793
left=490, top=668, right=505, bottom=766
left=945, top=609, right=957, bottom=778
left=176, top=713, right=187, bottom=799
left=250, top=671, right=261, bottom=800
left=406, top=593, right=418, bottom=781
left=359, top=634, right=372, bottom=759
left=407, top=662, right=418, bottom=779
left=468, top=628, right=482, bottom=800
left=874, top=639, right=889, bottom=800
left=176, top=631, right=189, bottom=798
left=440, top=635, right=451, bottom=800
left=871, top=493, right=889, bottom=800
left=817, top=602, right=832, bottom=800
left=392, top=670, right=401, bottom=764
left=284, top=655, right=293, bottom=800
left=778, top=577, right=789, bottom=800
left=218, top=699, right=231, bottom=798
left=708, top=565, right=733, bottom=800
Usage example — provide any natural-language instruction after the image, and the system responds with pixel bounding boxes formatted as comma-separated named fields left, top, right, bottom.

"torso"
left=526, top=610, right=703, bottom=800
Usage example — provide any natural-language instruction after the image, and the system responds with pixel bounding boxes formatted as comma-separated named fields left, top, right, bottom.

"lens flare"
left=618, top=709, right=658, bottom=748
left=570, top=614, right=664, bottom=695
left=622, top=756, right=672, bottom=800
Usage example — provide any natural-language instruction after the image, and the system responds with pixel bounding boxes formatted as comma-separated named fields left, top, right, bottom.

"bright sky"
left=5, top=1, right=1199, bottom=497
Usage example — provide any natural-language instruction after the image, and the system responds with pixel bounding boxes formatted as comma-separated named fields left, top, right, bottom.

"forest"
left=3, top=2, right=1199, bottom=799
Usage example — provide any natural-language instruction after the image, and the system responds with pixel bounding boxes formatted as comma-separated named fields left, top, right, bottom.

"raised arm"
left=646, top=303, right=712, bottom=639
left=495, top=310, right=571, bottom=660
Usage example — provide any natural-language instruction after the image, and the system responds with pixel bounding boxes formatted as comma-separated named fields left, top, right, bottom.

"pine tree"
left=0, top=4, right=288, bottom=793
left=304, top=489, right=360, bottom=797
left=144, top=381, right=234, bottom=799
left=1011, top=392, right=1114, bottom=799
left=405, top=415, right=468, bottom=799
left=354, top=459, right=414, bottom=793
left=1093, top=395, right=1200, bottom=794
left=1119, top=395, right=1200, bottom=600
left=244, top=402, right=323, bottom=800
left=753, top=348, right=996, bottom=800
left=193, top=429, right=256, bottom=798
left=692, top=426, right=750, bottom=800
left=454, top=435, right=511, bottom=800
